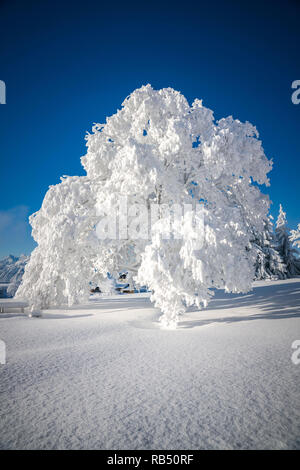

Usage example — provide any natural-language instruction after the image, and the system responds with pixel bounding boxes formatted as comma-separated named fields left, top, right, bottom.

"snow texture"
left=1, top=279, right=300, bottom=449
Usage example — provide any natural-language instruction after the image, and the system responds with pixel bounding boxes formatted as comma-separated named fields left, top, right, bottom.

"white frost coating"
left=17, top=85, right=272, bottom=326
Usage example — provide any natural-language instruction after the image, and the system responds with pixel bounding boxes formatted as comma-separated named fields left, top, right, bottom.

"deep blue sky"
left=0, top=0, right=299, bottom=257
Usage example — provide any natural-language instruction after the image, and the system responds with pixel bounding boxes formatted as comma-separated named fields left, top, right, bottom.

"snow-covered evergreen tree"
left=275, top=205, right=300, bottom=277
left=252, top=216, right=287, bottom=280
left=290, top=223, right=300, bottom=249
left=17, top=85, right=272, bottom=326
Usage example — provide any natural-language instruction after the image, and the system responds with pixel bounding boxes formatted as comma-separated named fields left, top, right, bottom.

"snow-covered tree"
left=17, top=85, right=272, bottom=326
left=290, top=223, right=300, bottom=249
left=138, top=205, right=259, bottom=327
left=275, top=205, right=300, bottom=277
left=16, top=176, right=102, bottom=309
left=252, top=216, right=287, bottom=280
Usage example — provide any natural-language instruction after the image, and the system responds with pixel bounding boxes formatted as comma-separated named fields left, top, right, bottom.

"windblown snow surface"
left=0, top=279, right=299, bottom=450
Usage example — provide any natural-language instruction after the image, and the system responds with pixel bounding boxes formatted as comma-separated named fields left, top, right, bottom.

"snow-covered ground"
left=0, top=279, right=299, bottom=450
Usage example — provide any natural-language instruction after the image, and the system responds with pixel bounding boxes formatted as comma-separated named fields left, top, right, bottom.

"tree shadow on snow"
left=66, top=296, right=153, bottom=312
left=41, top=313, right=94, bottom=319
left=0, top=311, right=94, bottom=319
left=179, top=281, right=300, bottom=329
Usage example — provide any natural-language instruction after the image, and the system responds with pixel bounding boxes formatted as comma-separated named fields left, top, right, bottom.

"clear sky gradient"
left=0, top=0, right=299, bottom=257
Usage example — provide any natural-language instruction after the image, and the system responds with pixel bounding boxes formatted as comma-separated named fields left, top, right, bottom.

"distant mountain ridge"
left=0, top=254, right=30, bottom=297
